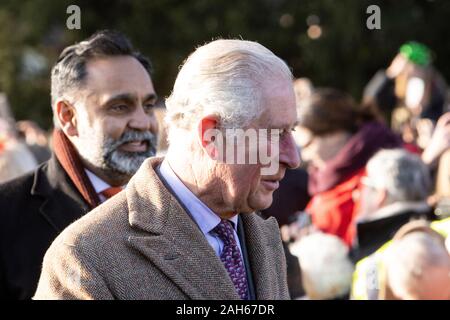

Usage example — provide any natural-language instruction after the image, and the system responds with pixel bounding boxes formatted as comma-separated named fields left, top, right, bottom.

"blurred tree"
left=0, top=0, right=449, bottom=130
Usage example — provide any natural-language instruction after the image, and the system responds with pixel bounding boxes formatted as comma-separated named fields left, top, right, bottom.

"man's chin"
left=247, top=195, right=274, bottom=213
left=106, top=153, right=151, bottom=177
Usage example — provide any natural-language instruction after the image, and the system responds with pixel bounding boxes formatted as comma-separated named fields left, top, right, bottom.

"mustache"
left=106, top=130, right=157, bottom=155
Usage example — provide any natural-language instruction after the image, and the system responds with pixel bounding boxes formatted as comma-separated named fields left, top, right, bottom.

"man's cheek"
left=102, top=118, right=124, bottom=140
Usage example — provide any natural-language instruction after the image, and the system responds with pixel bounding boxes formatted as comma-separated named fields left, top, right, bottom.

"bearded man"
left=0, top=30, right=158, bottom=300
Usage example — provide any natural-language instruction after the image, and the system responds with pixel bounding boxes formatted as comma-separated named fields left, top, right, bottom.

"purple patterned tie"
left=213, top=219, right=249, bottom=300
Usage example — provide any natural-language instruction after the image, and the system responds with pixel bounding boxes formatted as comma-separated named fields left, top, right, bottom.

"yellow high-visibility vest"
left=351, top=217, right=450, bottom=300
left=431, top=217, right=450, bottom=238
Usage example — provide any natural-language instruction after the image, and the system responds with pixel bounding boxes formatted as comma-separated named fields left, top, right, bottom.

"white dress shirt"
left=159, top=160, right=243, bottom=258
left=85, top=169, right=123, bottom=203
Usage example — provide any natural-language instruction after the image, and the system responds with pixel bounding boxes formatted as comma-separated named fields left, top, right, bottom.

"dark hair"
left=297, top=88, right=380, bottom=136
left=51, top=30, right=152, bottom=109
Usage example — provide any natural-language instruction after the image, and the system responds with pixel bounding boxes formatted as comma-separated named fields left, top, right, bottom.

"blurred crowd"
left=264, top=41, right=450, bottom=300
left=0, top=34, right=449, bottom=300
left=0, top=94, right=50, bottom=183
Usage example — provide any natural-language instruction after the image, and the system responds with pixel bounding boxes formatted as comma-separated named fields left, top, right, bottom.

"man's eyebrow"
left=104, top=93, right=136, bottom=105
left=142, top=93, right=158, bottom=103
left=103, top=92, right=158, bottom=105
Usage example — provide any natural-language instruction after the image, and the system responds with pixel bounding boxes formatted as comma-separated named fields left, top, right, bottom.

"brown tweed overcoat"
left=34, top=157, right=290, bottom=300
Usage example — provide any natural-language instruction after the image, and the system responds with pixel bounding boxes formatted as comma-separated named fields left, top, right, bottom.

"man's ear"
left=197, top=115, right=221, bottom=160
left=55, top=100, right=78, bottom=137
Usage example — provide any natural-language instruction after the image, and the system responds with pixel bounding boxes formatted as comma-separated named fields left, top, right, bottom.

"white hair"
left=164, top=39, right=293, bottom=145
left=290, top=232, right=354, bottom=300
left=366, top=149, right=431, bottom=203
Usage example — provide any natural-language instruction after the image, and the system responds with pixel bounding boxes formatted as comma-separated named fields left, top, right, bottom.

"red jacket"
left=306, top=168, right=366, bottom=246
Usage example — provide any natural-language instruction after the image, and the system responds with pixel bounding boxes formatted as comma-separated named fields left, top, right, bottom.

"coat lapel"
left=241, top=213, right=284, bottom=299
left=126, top=158, right=240, bottom=300
left=32, top=156, right=90, bottom=233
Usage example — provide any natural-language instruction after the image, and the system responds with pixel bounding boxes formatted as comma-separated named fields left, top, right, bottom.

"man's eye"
left=110, top=104, right=128, bottom=112
left=143, top=103, right=155, bottom=113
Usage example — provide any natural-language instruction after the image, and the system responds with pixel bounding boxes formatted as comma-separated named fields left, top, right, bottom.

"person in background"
left=352, top=217, right=450, bottom=300
left=381, top=220, right=450, bottom=300
left=0, top=30, right=158, bottom=300
left=363, top=41, right=448, bottom=152
left=16, top=120, right=51, bottom=164
left=0, top=93, right=14, bottom=121
left=0, top=118, right=38, bottom=183
left=0, top=93, right=39, bottom=182
left=420, top=111, right=450, bottom=220
left=0, top=92, right=50, bottom=167
left=290, top=232, right=354, bottom=300
left=296, top=88, right=401, bottom=246
left=351, top=149, right=435, bottom=263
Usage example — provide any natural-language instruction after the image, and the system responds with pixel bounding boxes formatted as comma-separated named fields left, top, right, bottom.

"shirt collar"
left=159, top=160, right=238, bottom=235
left=84, top=169, right=111, bottom=194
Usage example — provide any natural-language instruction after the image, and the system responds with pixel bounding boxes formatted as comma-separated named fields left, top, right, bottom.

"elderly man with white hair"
left=351, top=148, right=435, bottom=263
left=34, top=39, right=300, bottom=300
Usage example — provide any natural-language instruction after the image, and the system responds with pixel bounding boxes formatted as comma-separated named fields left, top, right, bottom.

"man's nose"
left=279, top=132, right=301, bottom=169
left=128, top=106, right=157, bottom=134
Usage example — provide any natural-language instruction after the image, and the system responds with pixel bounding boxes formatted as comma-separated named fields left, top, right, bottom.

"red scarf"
left=52, top=129, right=100, bottom=208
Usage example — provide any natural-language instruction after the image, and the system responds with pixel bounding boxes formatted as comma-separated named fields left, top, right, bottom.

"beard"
left=77, top=128, right=157, bottom=178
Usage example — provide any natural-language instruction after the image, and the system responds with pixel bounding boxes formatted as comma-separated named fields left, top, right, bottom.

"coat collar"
left=126, top=157, right=282, bottom=299
left=31, top=155, right=90, bottom=232
left=355, top=202, right=434, bottom=254
left=358, top=201, right=431, bottom=223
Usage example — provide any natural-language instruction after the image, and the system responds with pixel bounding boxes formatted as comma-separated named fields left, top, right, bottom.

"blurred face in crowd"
left=358, top=176, right=386, bottom=220
left=295, top=126, right=350, bottom=168
left=196, top=78, right=300, bottom=217
left=60, top=56, right=158, bottom=185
